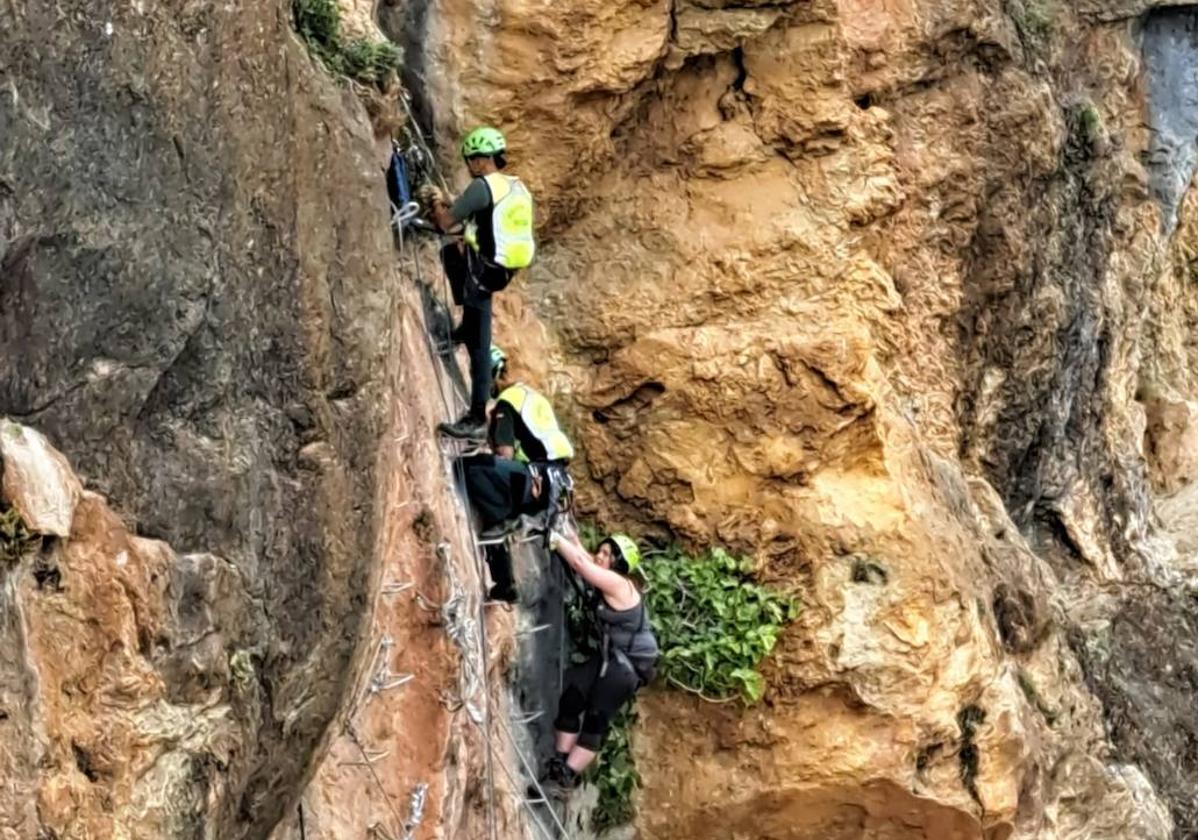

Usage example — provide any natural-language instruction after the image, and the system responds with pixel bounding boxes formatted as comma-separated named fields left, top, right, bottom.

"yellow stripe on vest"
left=498, top=384, right=573, bottom=462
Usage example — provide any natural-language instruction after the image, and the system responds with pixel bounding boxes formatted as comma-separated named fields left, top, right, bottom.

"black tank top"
left=595, top=593, right=659, bottom=663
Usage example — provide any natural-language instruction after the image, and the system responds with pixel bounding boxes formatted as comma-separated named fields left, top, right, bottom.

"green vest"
left=498, top=384, right=573, bottom=462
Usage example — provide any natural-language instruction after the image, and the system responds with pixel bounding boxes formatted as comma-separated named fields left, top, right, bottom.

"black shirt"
left=489, top=396, right=550, bottom=462
left=451, top=177, right=497, bottom=262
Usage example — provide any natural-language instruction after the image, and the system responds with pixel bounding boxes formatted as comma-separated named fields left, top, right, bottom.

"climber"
left=538, top=528, right=659, bottom=796
left=427, top=126, right=536, bottom=440
left=486, top=345, right=574, bottom=466
left=460, top=453, right=549, bottom=602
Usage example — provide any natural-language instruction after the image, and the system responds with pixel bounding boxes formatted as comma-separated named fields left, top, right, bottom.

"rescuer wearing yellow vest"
left=471, top=345, right=573, bottom=603
left=486, top=346, right=574, bottom=466
left=429, top=127, right=536, bottom=441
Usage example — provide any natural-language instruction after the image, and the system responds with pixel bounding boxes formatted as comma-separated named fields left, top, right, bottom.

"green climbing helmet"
left=603, top=534, right=641, bottom=574
left=461, top=126, right=507, bottom=159
left=490, top=344, right=508, bottom=380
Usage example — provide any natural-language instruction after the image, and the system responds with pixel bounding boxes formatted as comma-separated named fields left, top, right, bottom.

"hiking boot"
left=438, top=414, right=486, bottom=440
left=527, top=757, right=576, bottom=802
left=486, top=584, right=518, bottom=604
left=542, top=761, right=579, bottom=799
left=479, top=520, right=517, bottom=542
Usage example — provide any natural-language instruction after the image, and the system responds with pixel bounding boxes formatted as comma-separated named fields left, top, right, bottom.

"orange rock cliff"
left=4, top=0, right=1198, bottom=838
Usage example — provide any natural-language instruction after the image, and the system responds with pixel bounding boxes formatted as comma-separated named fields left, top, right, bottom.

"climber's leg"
left=441, top=243, right=469, bottom=307
left=462, top=455, right=511, bottom=526
left=484, top=543, right=517, bottom=602
left=437, top=296, right=492, bottom=439
left=465, top=297, right=492, bottom=421
left=553, top=655, right=601, bottom=755
left=462, top=456, right=535, bottom=534
left=568, top=655, right=640, bottom=773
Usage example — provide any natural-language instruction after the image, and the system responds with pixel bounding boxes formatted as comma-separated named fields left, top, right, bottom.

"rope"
left=406, top=237, right=577, bottom=839
left=398, top=91, right=453, bottom=195
left=492, top=748, right=560, bottom=840
left=392, top=103, right=580, bottom=839
left=401, top=211, right=502, bottom=839
left=494, top=711, right=573, bottom=838
left=391, top=200, right=422, bottom=249
left=401, top=783, right=429, bottom=840
left=394, top=93, right=469, bottom=323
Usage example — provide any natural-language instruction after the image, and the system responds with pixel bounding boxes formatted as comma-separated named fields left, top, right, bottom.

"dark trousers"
left=461, top=454, right=546, bottom=528
left=553, top=653, right=640, bottom=750
left=458, top=304, right=491, bottom=421
left=485, top=543, right=514, bottom=591
left=442, top=245, right=496, bottom=421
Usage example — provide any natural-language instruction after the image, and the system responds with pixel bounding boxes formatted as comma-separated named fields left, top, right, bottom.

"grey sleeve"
left=450, top=178, right=492, bottom=222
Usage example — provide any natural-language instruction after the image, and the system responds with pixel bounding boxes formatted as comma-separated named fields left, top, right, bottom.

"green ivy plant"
left=641, top=544, right=800, bottom=703
left=292, top=0, right=402, bottom=88
left=567, top=526, right=800, bottom=831
left=586, top=706, right=640, bottom=833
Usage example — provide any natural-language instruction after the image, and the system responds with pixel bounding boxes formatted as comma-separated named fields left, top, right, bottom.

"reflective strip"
left=498, top=384, right=573, bottom=462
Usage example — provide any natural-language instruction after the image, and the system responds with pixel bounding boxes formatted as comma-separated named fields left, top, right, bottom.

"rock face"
left=406, top=0, right=1198, bottom=836
left=7, top=0, right=1198, bottom=838
left=0, top=0, right=414, bottom=836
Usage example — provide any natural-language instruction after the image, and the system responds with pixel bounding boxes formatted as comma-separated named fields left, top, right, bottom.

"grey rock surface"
left=0, top=0, right=397, bottom=836
left=1142, top=7, right=1198, bottom=232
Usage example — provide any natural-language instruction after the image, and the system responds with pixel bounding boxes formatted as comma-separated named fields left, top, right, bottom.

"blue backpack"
left=386, top=144, right=412, bottom=210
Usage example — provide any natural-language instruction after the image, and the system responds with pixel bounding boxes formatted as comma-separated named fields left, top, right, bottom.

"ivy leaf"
left=730, top=668, right=765, bottom=702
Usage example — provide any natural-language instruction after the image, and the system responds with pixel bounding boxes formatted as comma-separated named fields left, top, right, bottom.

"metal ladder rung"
left=517, top=624, right=552, bottom=638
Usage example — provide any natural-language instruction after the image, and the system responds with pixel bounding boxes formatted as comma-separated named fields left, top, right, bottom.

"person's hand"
left=417, top=184, right=446, bottom=207
left=431, top=203, right=455, bottom=234
left=558, top=520, right=581, bottom=547
left=549, top=530, right=564, bottom=552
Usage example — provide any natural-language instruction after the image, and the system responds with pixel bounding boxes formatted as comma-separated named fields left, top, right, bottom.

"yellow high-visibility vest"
left=464, top=173, right=536, bottom=270
left=498, top=383, right=573, bottom=462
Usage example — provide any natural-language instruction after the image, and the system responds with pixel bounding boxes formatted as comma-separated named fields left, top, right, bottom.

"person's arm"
left=451, top=178, right=491, bottom=223
left=551, top=532, right=628, bottom=599
left=490, top=403, right=518, bottom=460
left=430, top=179, right=490, bottom=233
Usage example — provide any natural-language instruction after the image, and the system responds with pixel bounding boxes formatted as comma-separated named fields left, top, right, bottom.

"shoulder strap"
left=498, top=383, right=528, bottom=411
left=483, top=172, right=512, bottom=203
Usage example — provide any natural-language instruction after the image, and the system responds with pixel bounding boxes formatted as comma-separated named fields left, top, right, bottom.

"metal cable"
left=346, top=723, right=410, bottom=837
left=402, top=230, right=501, bottom=840
left=492, top=745, right=561, bottom=840
left=398, top=91, right=453, bottom=195
left=394, top=121, right=578, bottom=838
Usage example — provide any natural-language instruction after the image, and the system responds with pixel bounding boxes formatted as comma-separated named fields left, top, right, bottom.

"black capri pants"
left=553, top=653, right=640, bottom=751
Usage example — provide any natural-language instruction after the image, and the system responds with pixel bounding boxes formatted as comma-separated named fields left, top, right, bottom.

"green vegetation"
left=1071, top=99, right=1105, bottom=155
left=293, top=0, right=402, bottom=88
left=0, top=505, right=38, bottom=565
left=587, top=707, right=641, bottom=833
left=1078, top=103, right=1102, bottom=144
left=570, top=526, right=800, bottom=831
left=641, top=544, right=800, bottom=703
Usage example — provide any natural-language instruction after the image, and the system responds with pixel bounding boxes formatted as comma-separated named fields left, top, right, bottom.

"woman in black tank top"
left=537, top=528, right=659, bottom=797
